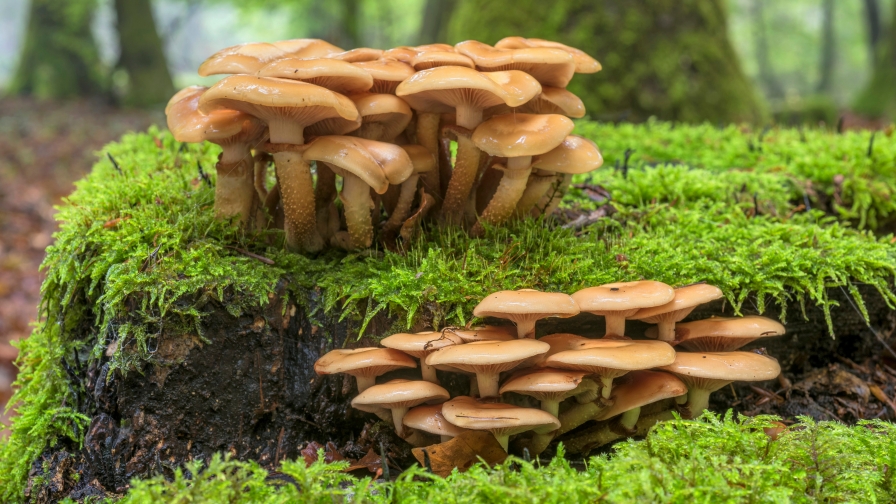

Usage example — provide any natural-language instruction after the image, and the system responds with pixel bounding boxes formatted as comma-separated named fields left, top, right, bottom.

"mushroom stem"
left=214, top=152, right=257, bottom=224
left=416, top=112, right=442, bottom=205
left=274, top=151, right=323, bottom=253
left=604, top=315, right=627, bottom=338
left=514, top=170, right=555, bottom=218
left=516, top=319, right=537, bottom=339
left=440, top=133, right=482, bottom=223
left=469, top=378, right=480, bottom=397
left=391, top=407, right=410, bottom=437
left=654, top=321, right=676, bottom=342
left=339, top=174, right=376, bottom=249
left=619, top=407, right=641, bottom=430
left=356, top=375, right=376, bottom=392
left=494, top=433, right=511, bottom=452
left=574, top=379, right=600, bottom=404
left=383, top=174, right=419, bottom=234
left=566, top=409, right=676, bottom=454
left=600, top=376, right=614, bottom=399
left=526, top=432, right=554, bottom=456
left=440, top=434, right=452, bottom=443
left=556, top=400, right=604, bottom=436
left=455, top=104, right=483, bottom=130
left=682, top=389, right=712, bottom=419
left=314, top=163, right=338, bottom=241
left=254, top=151, right=271, bottom=202
left=421, top=361, right=440, bottom=384
left=541, top=399, right=561, bottom=418
left=471, top=156, right=533, bottom=236
left=476, top=372, right=501, bottom=398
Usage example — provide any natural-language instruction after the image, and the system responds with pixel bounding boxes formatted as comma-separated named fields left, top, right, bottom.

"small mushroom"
left=646, top=316, right=786, bottom=352
left=443, top=325, right=516, bottom=343
left=499, top=368, right=590, bottom=417
left=658, top=351, right=781, bottom=418
left=354, top=58, right=416, bottom=94
left=442, top=396, right=560, bottom=451
left=403, top=403, right=469, bottom=444
left=455, top=40, right=576, bottom=88
left=314, top=347, right=417, bottom=392
left=425, top=339, right=549, bottom=398
left=328, top=47, right=384, bottom=62
left=571, top=281, right=675, bottom=337
left=593, top=370, right=688, bottom=430
left=272, top=38, right=344, bottom=57
left=493, top=37, right=601, bottom=74
left=517, top=135, right=603, bottom=217
left=352, top=379, right=450, bottom=437
left=485, top=87, right=585, bottom=119
left=198, top=42, right=289, bottom=76
left=632, top=284, right=724, bottom=342
left=411, top=51, right=475, bottom=71
left=380, top=331, right=463, bottom=384
left=473, top=289, right=579, bottom=339
left=382, top=145, right=436, bottom=235
left=256, top=58, right=374, bottom=95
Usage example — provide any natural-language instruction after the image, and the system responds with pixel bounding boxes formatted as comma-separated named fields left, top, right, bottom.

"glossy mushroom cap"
left=272, top=38, right=344, bottom=57
left=198, top=42, right=288, bottom=76
left=658, top=351, right=782, bottom=392
left=400, top=145, right=437, bottom=175
left=532, top=135, right=603, bottom=174
left=350, top=93, right=414, bottom=142
left=354, top=58, right=416, bottom=94
left=572, top=280, right=674, bottom=336
left=380, top=331, right=464, bottom=359
left=486, top=87, right=586, bottom=119
left=256, top=58, right=374, bottom=95
left=314, top=347, right=417, bottom=391
left=472, top=113, right=575, bottom=158
left=166, top=85, right=207, bottom=115
left=473, top=289, right=579, bottom=338
left=403, top=403, right=469, bottom=441
left=411, top=51, right=475, bottom=70
left=633, top=283, right=724, bottom=342
left=166, top=86, right=251, bottom=144
left=455, top=40, right=576, bottom=88
left=301, top=135, right=413, bottom=193
left=442, top=395, right=560, bottom=450
left=352, top=379, right=450, bottom=437
left=647, top=316, right=786, bottom=352
left=328, top=47, right=384, bottom=62
left=594, top=371, right=688, bottom=421
left=499, top=367, right=589, bottom=416
left=443, top=325, right=516, bottom=342
left=426, top=339, right=549, bottom=398
left=494, top=37, right=602, bottom=74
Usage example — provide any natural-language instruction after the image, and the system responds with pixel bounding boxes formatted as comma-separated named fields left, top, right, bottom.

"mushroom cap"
left=396, top=66, right=542, bottom=114
left=454, top=40, right=576, bottom=88
left=486, top=86, right=586, bottom=119
left=425, top=339, right=549, bottom=375
left=411, top=51, right=475, bottom=71
left=198, top=75, right=359, bottom=142
left=493, top=37, right=601, bottom=74
left=256, top=58, right=374, bottom=95
left=538, top=333, right=594, bottom=360
left=351, top=379, right=450, bottom=413
left=301, top=136, right=413, bottom=193
left=443, top=326, right=516, bottom=342
left=354, top=59, right=416, bottom=94
left=532, top=135, right=603, bottom=174
left=572, top=281, right=675, bottom=316
left=350, top=93, right=414, bottom=141
left=545, top=339, right=676, bottom=375
left=632, top=284, right=724, bottom=323
left=400, top=145, right=437, bottom=174
left=380, top=331, right=463, bottom=359
left=416, top=43, right=456, bottom=53
left=272, top=38, right=344, bottom=57
left=382, top=46, right=418, bottom=63
left=166, top=85, right=262, bottom=144
left=166, top=85, right=207, bottom=115
left=198, top=42, right=288, bottom=76
left=473, top=289, right=579, bottom=320
left=403, top=403, right=469, bottom=438
left=499, top=367, right=588, bottom=397
left=658, top=351, right=781, bottom=391
left=329, top=47, right=384, bottom=63
left=314, top=347, right=417, bottom=378
left=442, top=396, right=560, bottom=435
left=471, top=113, right=575, bottom=158
left=651, top=316, right=786, bottom=352
left=594, top=371, right=688, bottom=420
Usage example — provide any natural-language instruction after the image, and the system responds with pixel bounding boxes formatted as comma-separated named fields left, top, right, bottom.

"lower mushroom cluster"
left=314, top=281, right=784, bottom=460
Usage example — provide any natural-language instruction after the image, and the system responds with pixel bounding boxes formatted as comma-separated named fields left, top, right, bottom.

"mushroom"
left=314, top=347, right=417, bottom=392
left=658, top=351, right=781, bottom=418
left=593, top=370, right=688, bottom=430
left=571, top=281, right=675, bottom=337
left=328, top=47, right=385, bottom=62
left=473, top=289, right=579, bottom=339
left=349, top=93, right=414, bottom=142
left=199, top=76, right=360, bottom=253
left=454, top=40, right=576, bottom=88
left=166, top=86, right=267, bottom=224
left=271, top=38, right=344, bottom=58
left=300, top=136, right=413, bottom=249
left=441, top=396, right=560, bottom=451
left=516, top=135, right=603, bottom=217
left=443, top=325, right=516, bottom=343
left=382, top=145, right=436, bottom=235
left=198, top=42, right=289, bottom=76
left=425, top=339, right=549, bottom=398
left=354, top=58, right=416, bottom=94
left=411, top=51, right=475, bottom=71
left=632, top=283, right=725, bottom=342
left=403, top=403, right=469, bottom=444
left=499, top=368, right=591, bottom=417
left=395, top=67, right=542, bottom=221
left=485, top=87, right=585, bottom=119
left=470, top=113, right=574, bottom=233
left=545, top=339, right=676, bottom=399
left=380, top=330, right=463, bottom=384
left=646, top=316, right=786, bottom=352
left=493, top=37, right=602, bottom=74
left=351, top=379, right=450, bottom=437
left=256, top=58, right=374, bottom=95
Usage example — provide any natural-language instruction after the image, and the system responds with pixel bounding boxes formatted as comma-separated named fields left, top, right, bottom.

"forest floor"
left=0, top=98, right=160, bottom=431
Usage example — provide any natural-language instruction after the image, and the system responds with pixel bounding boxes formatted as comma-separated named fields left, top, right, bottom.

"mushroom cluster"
left=315, top=281, right=786, bottom=459
left=165, top=38, right=604, bottom=252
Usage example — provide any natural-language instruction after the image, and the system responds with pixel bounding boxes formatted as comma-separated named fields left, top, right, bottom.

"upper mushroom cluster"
left=165, top=38, right=604, bottom=253
left=315, top=280, right=785, bottom=457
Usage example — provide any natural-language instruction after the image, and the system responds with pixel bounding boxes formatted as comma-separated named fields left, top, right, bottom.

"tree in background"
left=114, top=0, right=175, bottom=107
left=448, top=0, right=767, bottom=123
left=418, top=0, right=456, bottom=44
left=855, top=0, right=896, bottom=118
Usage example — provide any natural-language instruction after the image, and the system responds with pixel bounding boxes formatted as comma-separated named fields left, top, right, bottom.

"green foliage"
left=854, top=0, right=896, bottom=119
left=113, top=414, right=896, bottom=503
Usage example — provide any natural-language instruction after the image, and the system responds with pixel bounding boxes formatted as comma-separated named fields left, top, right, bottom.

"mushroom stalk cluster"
left=166, top=38, right=603, bottom=253
left=315, top=281, right=786, bottom=461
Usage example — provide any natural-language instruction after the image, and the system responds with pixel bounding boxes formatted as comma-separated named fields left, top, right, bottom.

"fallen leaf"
left=345, top=448, right=383, bottom=475
left=411, top=431, right=506, bottom=477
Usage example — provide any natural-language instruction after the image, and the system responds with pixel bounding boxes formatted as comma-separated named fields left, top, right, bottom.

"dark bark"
left=113, top=0, right=175, bottom=108
left=816, top=0, right=836, bottom=94
left=863, top=0, right=882, bottom=59
left=418, top=0, right=458, bottom=44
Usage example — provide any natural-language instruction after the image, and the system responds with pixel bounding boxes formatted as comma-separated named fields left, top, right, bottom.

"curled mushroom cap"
left=472, top=113, right=575, bottom=159
left=572, top=281, right=674, bottom=337
left=301, top=135, right=412, bottom=193
left=166, top=85, right=207, bottom=115
left=426, top=339, right=549, bottom=398
left=352, top=379, right=450, bottom=437
left=256, top=58, right=374, bottom=95
left=350, top=93, right=413, bottom=142
left=594, top=370, right=688, bottom=421
left=647, top=316, right=786, bottom=352
left=473, top=289, right=579, bottom=338
left=499, top=367, right=589, bottom=416
left=633, top=284, right=724, bottom=342
left=354, top=58, right=416, bottom=94
left=455, top=40, right=576, bottom=88
left=198, top=42, right=288, bottom=76
left=403, top=403, right=469, bottom=442
left=442, top=395, right=560, bottom=451
left=486, top=86, right=585, bottom=119
left=314, top=348, right=417, bottom=392
left=167, top=86, right=249, bottom=144
left=380, top=331, right=463, bottom=383
left=494, top=37, right=601, bottom=74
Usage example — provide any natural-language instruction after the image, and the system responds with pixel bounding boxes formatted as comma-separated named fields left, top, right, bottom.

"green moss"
left=108, top=414, right=896, bottom=503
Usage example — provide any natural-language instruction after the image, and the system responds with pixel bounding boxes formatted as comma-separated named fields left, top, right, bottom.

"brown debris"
left=411, top=431, right=506, bottom=477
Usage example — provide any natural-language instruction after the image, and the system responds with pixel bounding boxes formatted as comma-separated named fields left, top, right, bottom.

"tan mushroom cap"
left=350, top=93, right=414, bottom=141
left=272, top=39, right=344, bottom=57
left=382, top=46, right=418, bottom=63
left=594, top=371, right=688, bottom=421
left=396, top=66, right=542, bottom=116
left=499, top=367, right=587, bottom=399
left=633, top=283, right=724, bottom=321
left=416, top=43, right=456, bottom=53
left=329, top=47, right=384, bottom=63
left=400, top=145, right=437, bottom=174
left=198, top=42, right=288, bottom=76
left=545, top=339, right=677, bottom=377
left=658, top=351, right=781, bottom=391
left=314, top=347, right=417, bottom=391
left=301, top=136, right=413, bottom=193
left=256, top=58, right=374, bottom=95
left=380, top=331, right=463, bottom=359
left=494, top=37, right=601, bottom=74
left=532, top=135, right=603, bottom=174
left=443, top=325, right=516, bottom=342
left=573, top=281, right=675, bottom=316
left=354, top=59, right=416, bottom=94
left=473, top=289, right=579, bottom=338
left=648, top=316, right=786, bottom=352
left=166, top=85, right=207, bottom=115
left=538, top=333, right=594, bottom=361
left=442, top=396, right=560, bottom=450
left=486, top=87, right=585, bottom=119
left=472, top=113, right=575, bottom=158
left=411, top=51, right=475, bottom=71
left=455, top=40, right=576, bottom=88
left=426, top=339, right=549, bottom=373
left=351, top=379, right=450, bottom=412
left=166, top=86, right=253, bottom=144
left=403, top=403, right=469, bottom=439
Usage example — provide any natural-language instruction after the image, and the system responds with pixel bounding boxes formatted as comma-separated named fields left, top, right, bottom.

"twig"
left=225, top=246, right=275, bottom=265
left=197, top=161, right=212, bottom=187
left=107, top=152, right=122, bottom=175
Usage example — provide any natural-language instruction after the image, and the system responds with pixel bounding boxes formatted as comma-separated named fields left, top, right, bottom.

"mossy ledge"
left=2, top=123, right=896, bottom=501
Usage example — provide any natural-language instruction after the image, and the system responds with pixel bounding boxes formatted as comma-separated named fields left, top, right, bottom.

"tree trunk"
left=340, top=0, right=362, bottom=48
left=8, top=0, right=106, bottom=100
left=418, top=0, right=457, bottom=44
left=114, top=0, right=175, bottom=108
left=447, top=0, right=767, bottom=124
left=816, top=0, right=836, bottom=94
left=863, top=0, right=882, bottom=60
left=854, top=0, right=896, bottom=118
left=750, top=0, right=785, bottom=100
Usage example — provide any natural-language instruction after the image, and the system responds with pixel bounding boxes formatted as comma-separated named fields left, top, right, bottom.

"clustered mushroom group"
left=315, top=281, right=785, bottom=457
left=165, top=38, right=604, bottom=253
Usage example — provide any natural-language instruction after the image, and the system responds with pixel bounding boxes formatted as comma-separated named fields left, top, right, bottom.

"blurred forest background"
left=1, top=0, right=896, bottom=427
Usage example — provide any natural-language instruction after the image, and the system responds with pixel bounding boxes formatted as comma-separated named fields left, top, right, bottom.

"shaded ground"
left=0, top=98, right=160, bottom=429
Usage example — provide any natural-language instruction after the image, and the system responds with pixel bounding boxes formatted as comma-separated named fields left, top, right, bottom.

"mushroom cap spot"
left=396, top=66, right=541, bottom=114
left=595, top=370, right=688, bottom=420
left=166, top=85, right=207, bottom=115
left=166, top=86, right=262, bottom=144
left=256, top=58, right=374, bottom=95
left=399, top=145, right=437, bottom=174
left=328, top=47, right=384, bottom=63
left=350, top=93, right=414, bottom=141
left=403, top=403, right=469, bottom=437
left=442, top=396, right=560, bottom=435
left=658, top=351, right=782, bottom=390
left=272, top=39, right=344, bottom=57
left=473, top=289, right=579, bottom=320
left=546, top=340, right=676, bottom=373
left=454, top=40, right=576, bottom=88
left=572, top=281, right=675, bottom=315
left=411, top=51, right=475, bottom=71
left=314, top=347, right=417, bottom=378
left=444, top=326, right=516, bottom=342
left=354, top=59, right=416, bottom=94
left=499, top=367, right=586, bottom=396
left=380, top=331, right=463, bottom=358
left=351, top=379, right=450, bottom=413
left=472, top=113, right=574, bottom=158
left=425, top=339, right=549, bottom=374
left=198, top=42, right=288, bottom=76
left=632, top=284, right=724, bottom=322
left=649, top=316, right=786, bottom=351
left=532, top=135, right=603, bottom=174
left=301, top=136, right=413, bottom=193
left=494, top=36, right=602, bottom=74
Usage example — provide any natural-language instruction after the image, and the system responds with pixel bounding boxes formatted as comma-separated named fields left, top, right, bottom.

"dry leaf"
left=345, top=448, right=383, bottom=476
left=411, top=431, right=506, bottom=477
